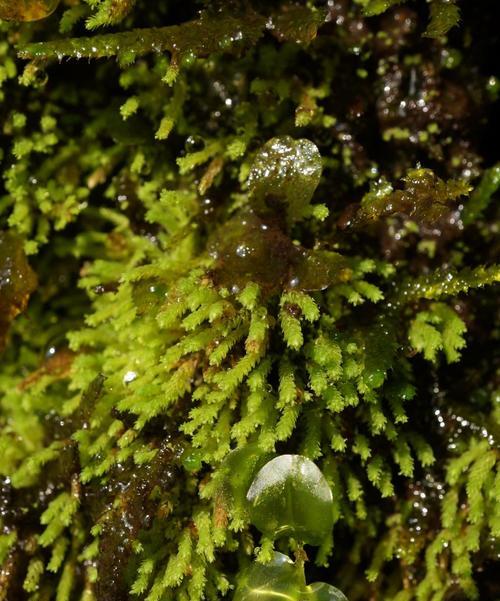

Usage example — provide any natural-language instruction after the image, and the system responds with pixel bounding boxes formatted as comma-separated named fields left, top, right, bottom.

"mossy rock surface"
left=0, top=1, right=499, bottom=601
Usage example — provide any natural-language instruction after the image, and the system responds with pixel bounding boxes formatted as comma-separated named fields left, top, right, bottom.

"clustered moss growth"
left=0, top=1, right=499, bottom=600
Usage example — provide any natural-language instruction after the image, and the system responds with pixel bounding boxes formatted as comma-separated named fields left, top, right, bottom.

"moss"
left=0, top=1, right=499, bottom=601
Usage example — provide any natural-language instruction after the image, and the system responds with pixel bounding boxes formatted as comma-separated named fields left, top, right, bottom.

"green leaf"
left=217, top=443, right=272, bottom=518
left=234, top=552, right=304, bottom=601
left=409, top=303, right=466, bottom=363
left=234, top=553, right=348, bottom=601
left=432, top=304, right=466, bottom=362
left=248, top=136, right=322, bottom=226
left=246, top=455, right=334, bottom=545
left=362, top=0, right=402, bottom=17
left=409, top=317, right=442, bottom=362
left=424, top=0, right=460, bottom=38
left=305, top=582, right=349, bottom=601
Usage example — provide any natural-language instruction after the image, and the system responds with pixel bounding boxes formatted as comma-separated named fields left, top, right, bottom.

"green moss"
left=0, top=1, right=499, bottom=601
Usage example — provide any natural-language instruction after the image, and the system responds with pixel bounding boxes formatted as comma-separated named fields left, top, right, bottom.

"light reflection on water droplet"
left=123, top=371, right=137, bottom=384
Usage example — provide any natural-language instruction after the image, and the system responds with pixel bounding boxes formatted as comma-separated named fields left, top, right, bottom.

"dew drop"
left=123, top=371, right=137, bottom=385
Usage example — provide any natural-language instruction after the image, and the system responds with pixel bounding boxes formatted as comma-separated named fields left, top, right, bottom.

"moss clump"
left=0, top=1, right=499, bottom=601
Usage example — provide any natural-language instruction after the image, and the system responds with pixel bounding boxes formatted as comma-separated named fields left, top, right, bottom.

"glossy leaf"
left=234, top=552, right=304, bottom=601
left=305, top=582, right=349, bottom=601
left=424, top=0, right=460, bottom=38
left=246, top=455, right=333, bottom=545
left=218, top=443, right=272, bottom=517
left=234, top=553, right=348, bottom=601
left=248, top=136, right=322, bottom=226
left=0, top=0, right=59, bottom=21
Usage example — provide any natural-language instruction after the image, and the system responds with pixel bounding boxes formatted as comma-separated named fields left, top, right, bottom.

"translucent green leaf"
left=305, top=582, right=348, bottom=601
left=234, top=552, right=304, bottom=601
left=234, top=553, right=348, bottom=601
left=362, top=0, right=402, bottom=17
left=246, top=455, right=333, bottom=545
left=217, top=443, right=272, bottom=517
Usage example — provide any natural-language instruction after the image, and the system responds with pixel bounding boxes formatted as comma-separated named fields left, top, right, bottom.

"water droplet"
left=185, top=135, right=205, bottom=153
left=123, top=371, right=137, bottom=384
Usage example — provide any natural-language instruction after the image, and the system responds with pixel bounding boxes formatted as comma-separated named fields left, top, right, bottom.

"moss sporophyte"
left=0, top=1, right=499, bottom=600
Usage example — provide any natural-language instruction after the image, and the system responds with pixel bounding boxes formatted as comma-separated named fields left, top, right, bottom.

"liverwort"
left=234, top=552, right=348, bottom=601
left=218, top=443, right=273, bottom=519
left=246, top=455, right=333, bottom=545
left=0, top=0, right=59, bottom=21
left=304, top=582, right=349, bottom=601
left=248, top=136, right=322, bottom=227
left=209, top=215, right=349, bottom=294
left=234, top=552, right=304, bottom=601
left=208, top=212, right=298, bottom=294
left=209, top=137, right=347, bottom=294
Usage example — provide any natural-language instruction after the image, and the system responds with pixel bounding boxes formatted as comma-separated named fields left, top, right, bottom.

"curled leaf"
left=340, top=169, right=470, bottom=228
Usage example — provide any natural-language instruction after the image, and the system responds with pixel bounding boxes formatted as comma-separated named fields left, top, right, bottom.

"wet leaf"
left=342, top=169, right=470, bottom=228
left=0, top=0, right=59, bottom=21
left=217, top=443, right=272, bottom=517
left=0, top=231, right=37, bottom=351
left=234, top=553, right=348, bottom=601
left=424, top=0, right=460, bottom=38
left=362, top=0, right=401, bottom=17
left=210, top=213, right=349, bottom=294
left=268, top=5, right=326, bottom=45
left=234, top=552, right=304, bottom=601
left=248, top=137, right=322, bottom=226
left=209, top=212, right=298, bottom=294
left=305, top=582, right=348, bottom=601
left=290, top=250, right=351, bottom=292
left=246, top=455, right=333, bottom=545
